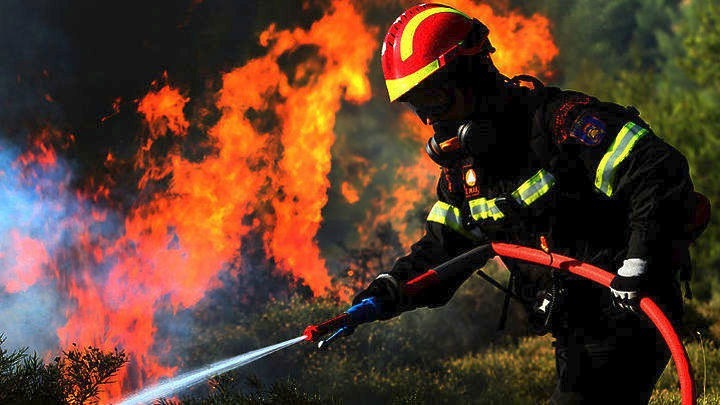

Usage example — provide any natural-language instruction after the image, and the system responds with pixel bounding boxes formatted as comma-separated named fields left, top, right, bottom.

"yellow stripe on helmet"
left=400, top=7, right=469, bottom=61
left=385, top=58, right=440, bottom=102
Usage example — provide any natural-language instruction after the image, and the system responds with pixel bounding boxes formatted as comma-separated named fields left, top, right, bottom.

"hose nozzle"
left=317, top=326, right=355, bottom=349
left=303, top=297, right=381, bottom=345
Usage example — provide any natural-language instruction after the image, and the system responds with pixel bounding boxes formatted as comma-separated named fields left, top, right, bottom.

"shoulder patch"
left=552, top=93, right=593, bottom=143
left=568, top=113, right=606, bottom=145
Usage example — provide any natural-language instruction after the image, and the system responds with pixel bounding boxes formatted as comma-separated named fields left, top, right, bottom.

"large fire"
left=0, top=0, right=557, bottom=401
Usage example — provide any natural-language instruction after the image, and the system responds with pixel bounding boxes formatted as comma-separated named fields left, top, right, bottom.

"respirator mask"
left=425, top=119, right=498, bottom=167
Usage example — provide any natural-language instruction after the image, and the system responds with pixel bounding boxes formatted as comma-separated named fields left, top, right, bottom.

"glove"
left=352, top=274, right=403, bottom=320
left=610, top=258, right=649, bottom=312
left=494, top=194, right=528, bottom=228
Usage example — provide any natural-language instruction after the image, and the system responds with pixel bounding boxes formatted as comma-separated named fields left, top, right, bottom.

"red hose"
left=491, top=242, right=696, bottom=405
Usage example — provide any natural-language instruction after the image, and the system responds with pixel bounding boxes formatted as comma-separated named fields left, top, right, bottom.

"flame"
left=257, top=1, right=377, bottom=292
left=17, top=129, right=59, bottom=168
left=339, top=154, right=376, bottom=205
left=100, top=97, right=123, bottom=123
left=137, top=81, right=190, bottom=137
left=135, top=82, right=190, bottom=190
left=442, top=0, right=559, bottom=78
left=59, top=0, right=374, bottom=399
left=0, top=128, right=70, bottom=294
left=341, top=182, right=361, bottom=204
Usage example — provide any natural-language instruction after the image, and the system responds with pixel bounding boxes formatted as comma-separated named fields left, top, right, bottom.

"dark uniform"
left=380, top=78, right=696, bottom=403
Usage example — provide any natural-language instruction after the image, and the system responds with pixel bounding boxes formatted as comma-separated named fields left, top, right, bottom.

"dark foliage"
left=0, top=334, right=127, bottom=405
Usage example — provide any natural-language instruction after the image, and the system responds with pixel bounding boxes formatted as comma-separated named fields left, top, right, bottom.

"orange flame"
left=1, top=128, right=69, bottom=293
left=137, top=82, right=190, bottom=137
left=55, top=0, right=377, bottom=399
left=339, top=154, right=376, bottom=205
left=341, top=182, right=361, bottom=204
left=442, top=0, right=559, bottom=78
left=17, top=129, right=59, bottom=168
left=135, top=82, right=190, bottom=190
left=257, top=1, right=377, bottom=293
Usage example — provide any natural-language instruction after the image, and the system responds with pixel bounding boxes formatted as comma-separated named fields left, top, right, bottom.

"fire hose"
left=304, top=242, right=696, bottom=405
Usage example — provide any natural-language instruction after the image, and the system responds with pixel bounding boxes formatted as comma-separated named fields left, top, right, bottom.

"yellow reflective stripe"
left=468, top=198, right=505, bottom=221
left=426, top=201, right=477, bottom=239
left=510, top=169, right=556, bottom=206
left=400, top=7, right=469, bottom=61
left=427, top=201, right=463, bottom=229
left=467, top=170, right=554, bottom=221
left=595, top=122, right=648, bottom=197
left=428, top=169, right=555, bottom=234
left=385, top=59, right=439, bottom=102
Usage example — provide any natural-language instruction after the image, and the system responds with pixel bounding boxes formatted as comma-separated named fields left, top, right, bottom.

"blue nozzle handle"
left=315, top=297, right=381, bottom=349
left=346, top=296, right=382, bottom=325
left=305, top=297, right=383, bottom=345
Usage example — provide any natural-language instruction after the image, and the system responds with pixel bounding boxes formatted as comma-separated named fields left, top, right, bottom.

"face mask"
left=405, top=87, right=456, bottom=125
left=425, top=120, right=497, bottom=167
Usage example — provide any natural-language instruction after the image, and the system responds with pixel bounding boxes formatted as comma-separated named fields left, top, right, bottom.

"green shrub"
left=0, top=334, right=127, bottom=404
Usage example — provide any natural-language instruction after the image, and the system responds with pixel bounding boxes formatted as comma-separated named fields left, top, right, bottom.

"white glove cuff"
left=618, top=258, right=648, bottom=277
left=375, top=273, right=399, bottom=289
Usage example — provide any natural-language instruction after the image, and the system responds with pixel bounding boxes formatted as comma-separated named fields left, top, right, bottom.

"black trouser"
left=549, top=312, right=671, bottom=405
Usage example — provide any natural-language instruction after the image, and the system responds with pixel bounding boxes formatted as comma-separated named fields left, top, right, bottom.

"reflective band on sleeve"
left=510, top=169, right=556, bottom=206
left=594, top=122, right=648, bottom=197
left=427, top=201, right=462, bottom=227
left=428, top=170, right=556, bottom=234
left=426, top=201, right=479, bottom=240
left=469, top=198, right=505, bottom=221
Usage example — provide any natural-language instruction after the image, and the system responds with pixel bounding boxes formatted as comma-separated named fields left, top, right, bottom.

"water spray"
left=118, top=336, right=306, bottom=405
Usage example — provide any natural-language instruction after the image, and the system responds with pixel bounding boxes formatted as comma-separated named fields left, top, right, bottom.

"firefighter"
left=353, top=3, right=708, bottom=404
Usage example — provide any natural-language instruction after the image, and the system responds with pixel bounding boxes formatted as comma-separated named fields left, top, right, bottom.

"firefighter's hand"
left=610, top=258, right=648, bottom=312
left=492, top=194, right=529, bottom=231
left=353, top=274, right=402, bottom=320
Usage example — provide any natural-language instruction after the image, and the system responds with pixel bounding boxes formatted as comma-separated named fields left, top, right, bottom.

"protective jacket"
left=386, top=80, right=696, bottom=329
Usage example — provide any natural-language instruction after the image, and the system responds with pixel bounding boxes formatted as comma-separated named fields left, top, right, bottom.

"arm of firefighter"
left=597, top=136, right=693, bottom=262
left=389, top=221, right=478, bottom=309
left=386, top=175, right=480, bottom=309
left=351, top=223, right=471, bottom=319
left=544, top=92, right=694, bottom=265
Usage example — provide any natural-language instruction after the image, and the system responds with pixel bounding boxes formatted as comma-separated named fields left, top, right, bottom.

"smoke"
left=0, top=133, right=83, bottom=352
left=0, top=285, right=64, bottom=353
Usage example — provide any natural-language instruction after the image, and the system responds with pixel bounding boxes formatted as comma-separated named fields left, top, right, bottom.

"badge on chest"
left=461, top=160, right=480, bottom=198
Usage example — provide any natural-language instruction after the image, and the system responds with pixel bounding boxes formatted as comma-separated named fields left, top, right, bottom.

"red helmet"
left=381, top=3, right=492, bottom=102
